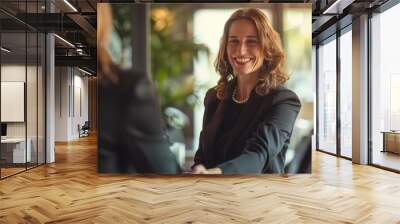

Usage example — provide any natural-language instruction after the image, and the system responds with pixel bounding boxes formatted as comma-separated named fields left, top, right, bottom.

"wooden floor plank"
left=1, top=135, right=400, bottom=223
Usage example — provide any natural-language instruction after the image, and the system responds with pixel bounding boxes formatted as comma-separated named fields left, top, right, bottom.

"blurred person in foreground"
left=97, top=4, right=180, bottom=174
left=192, top=8, right=301, bottom=174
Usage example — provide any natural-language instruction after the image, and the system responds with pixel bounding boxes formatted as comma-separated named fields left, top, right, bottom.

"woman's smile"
left=233, top=56, right=254, bottom=65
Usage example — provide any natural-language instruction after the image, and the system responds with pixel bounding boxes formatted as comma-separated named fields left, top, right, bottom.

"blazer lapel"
left=221, top=90, right=272, bottom=159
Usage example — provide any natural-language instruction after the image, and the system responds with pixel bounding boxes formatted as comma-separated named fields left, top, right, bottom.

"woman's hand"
left=192, top=164, right=207, bottom=174
left=192, top=164, right=222, bottom=174
left=205, top=167, right=223, bottom=174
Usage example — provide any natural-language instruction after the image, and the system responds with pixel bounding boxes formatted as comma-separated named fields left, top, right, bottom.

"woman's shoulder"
left=271, top=85, right=298, bottom=96
left=204, top=86, right=219, bottom=104
left=267, top=85, right=301, bottom=106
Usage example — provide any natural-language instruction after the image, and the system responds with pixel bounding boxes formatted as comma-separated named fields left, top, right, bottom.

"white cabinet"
left=1, top=138, right=31, bottom=163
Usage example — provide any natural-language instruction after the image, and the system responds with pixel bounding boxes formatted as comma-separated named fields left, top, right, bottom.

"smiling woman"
left=192, top=8, right=301, bottom=174
left=227, top=19, right=263, bottom=104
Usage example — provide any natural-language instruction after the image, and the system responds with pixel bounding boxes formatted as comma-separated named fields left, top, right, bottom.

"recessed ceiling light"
left=54, top=34, right=75, bottom=48
left=63, top=0, right=78, bottom=12
left=1, top=47, right=11, bottom=53
left=78, top=67, right=93, bottom=76
left=322, top=0, right=354, bottom=15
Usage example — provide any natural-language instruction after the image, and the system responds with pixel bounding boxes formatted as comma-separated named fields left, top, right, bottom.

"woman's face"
left=226, top=19, right=263, bottom=77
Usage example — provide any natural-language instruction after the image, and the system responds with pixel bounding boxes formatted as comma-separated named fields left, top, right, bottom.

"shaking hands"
left=191, top=164, right=222, bottom=174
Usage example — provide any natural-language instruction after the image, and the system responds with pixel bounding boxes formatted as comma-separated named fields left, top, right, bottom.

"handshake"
left=190, top=164, right=222, bottom=174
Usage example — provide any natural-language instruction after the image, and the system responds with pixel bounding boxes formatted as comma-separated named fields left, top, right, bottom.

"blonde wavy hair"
left=214, top=8, right=288, bottom=100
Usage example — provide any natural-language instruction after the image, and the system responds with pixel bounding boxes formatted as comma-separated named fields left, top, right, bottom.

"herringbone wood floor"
left=1, top=135, right=400, bottom=223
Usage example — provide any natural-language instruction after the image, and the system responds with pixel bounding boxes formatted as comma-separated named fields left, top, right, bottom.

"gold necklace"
left=232, top=87, right=249, bottom=104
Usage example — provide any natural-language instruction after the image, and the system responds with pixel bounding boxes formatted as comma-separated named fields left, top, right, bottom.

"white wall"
left=72, top=73, right=89, bottom=138
left=1, top=65, right=26, bottom=141
left=1, top=65, right=37, bottom=138
left=55, top=66, right=69, bottom=141
left=55, top=67, right=89, bottom=141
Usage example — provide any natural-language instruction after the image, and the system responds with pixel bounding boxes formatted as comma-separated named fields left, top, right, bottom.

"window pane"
left=27, top=30, right=38, bottom=169
left=1, top=30, right=28, bottom=177
left=371, top=3, right=400, bottom=171
left=340, top=29, right=352, bottom=158
left=38, top=32, right=46, bottom=165
left=318, top=37, right=337, bottom=154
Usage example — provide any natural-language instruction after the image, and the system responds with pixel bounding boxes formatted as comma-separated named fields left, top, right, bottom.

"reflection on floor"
left=0, top=167, right=25, bottom=177
left=0, top=163, right=41, bottom=178
left=372, top=150, right=400, bottom=171
left=340, top=147, right=352, bottom=159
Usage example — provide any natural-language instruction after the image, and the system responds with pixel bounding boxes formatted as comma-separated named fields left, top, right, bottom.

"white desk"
left=1, top=138, right=31, bottom=163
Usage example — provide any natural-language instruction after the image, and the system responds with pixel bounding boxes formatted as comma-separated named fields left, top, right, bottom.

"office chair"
left=79, top=121, right=90, bottom=138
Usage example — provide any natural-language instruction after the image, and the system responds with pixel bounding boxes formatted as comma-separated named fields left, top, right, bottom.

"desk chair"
left=78, top=121, right=90, bottom=138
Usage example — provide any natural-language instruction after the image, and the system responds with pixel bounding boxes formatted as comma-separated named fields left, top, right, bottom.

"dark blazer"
left=98, top=66, right=180, bottom=174
left=194, top=84, right=301, bottom=174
